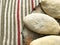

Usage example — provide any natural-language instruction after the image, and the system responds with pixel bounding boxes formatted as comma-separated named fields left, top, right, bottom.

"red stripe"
left=17, top=0, right=20, bottom=45
left=31, top=0, right=34, bottom=10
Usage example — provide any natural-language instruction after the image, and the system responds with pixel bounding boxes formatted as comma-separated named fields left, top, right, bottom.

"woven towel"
left=0, top=0, right=40, bottom=45
left=0, top=0, right=19, bottom=45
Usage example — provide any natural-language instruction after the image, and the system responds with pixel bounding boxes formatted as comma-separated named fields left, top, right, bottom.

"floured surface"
left=22, top=26, right=48, bottom=45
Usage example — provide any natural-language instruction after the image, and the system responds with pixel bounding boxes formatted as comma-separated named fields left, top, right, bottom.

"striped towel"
left=0, top=0, right=40, bottom=45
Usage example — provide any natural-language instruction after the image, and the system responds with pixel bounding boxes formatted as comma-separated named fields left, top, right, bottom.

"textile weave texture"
left=0, top=0, right=40, bottom=45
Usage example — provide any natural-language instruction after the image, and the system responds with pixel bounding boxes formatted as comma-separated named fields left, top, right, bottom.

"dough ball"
left=41, top=0, right=60, bottom=19
left=30, top=35, right=60, bottom=45
left=23, top=13, right=60, bottom=34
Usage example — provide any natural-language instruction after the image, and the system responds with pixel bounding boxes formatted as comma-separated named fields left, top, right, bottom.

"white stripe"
left=20, top=0, right=22, bottom=33
left=0, top=0, right=2, bottom=40
left=23, top=0, right=25, bottom=17
left=30, top=0, right=32, bottom=13
left=3, top=0, right=8, bottom=45
left=20, top=0, right=23, bottom=45
left=15, top=0, right=18, bottom=45
left=7, top=0, right=11, bottom=45
left=11, top=0, right=15, bottom=45
left=39, top=0, right=41, bottom=3
left=35, top=0, right=39, bottom=6
left=26, top=0, right=29, bottom=15
left=33, top=0, right=36, bottom=8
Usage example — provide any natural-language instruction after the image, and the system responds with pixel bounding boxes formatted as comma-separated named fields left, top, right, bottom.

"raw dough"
left=23, top=13, right=60, bottom=34
left=30, top=35, right=60, bottom=45
left=41, top=0, right=60, bottom=19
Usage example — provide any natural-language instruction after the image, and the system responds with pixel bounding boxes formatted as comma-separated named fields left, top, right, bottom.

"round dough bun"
left=41, top=0, right=60, bottom=19
left=30, top=35, right=60, bottom=45
left=23, top=13, right=60, bottom=34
